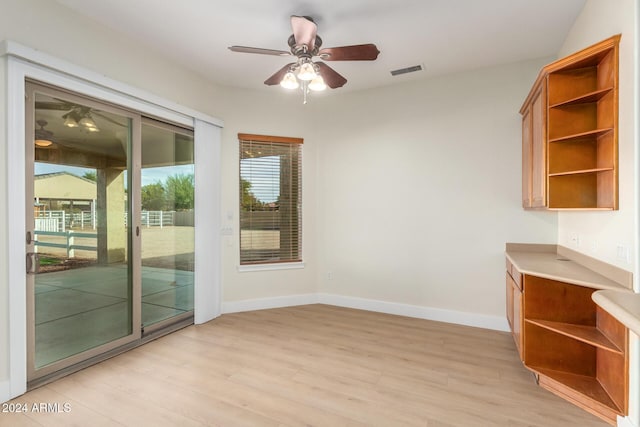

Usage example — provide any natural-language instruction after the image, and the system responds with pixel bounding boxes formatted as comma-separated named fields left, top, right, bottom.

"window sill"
left=238, top=262, right=305, bottom=273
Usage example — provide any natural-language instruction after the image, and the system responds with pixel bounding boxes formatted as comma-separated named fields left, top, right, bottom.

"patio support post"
left=96, top=168, right=127, bottom=265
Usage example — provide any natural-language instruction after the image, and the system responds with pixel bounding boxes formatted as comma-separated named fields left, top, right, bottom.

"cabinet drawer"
left=511, top=265, right=522, bottom=291
left=506, top=258, right=523, bottom=291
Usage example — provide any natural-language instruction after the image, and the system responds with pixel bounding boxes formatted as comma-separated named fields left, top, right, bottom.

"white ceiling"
left=54, top=0, right=586, bottom=93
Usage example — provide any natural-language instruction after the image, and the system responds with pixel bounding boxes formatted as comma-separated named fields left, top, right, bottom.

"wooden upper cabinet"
left=522, top=106, right=533, bottom=208
left=520, top=35, right=620, bottom=210
left=530, top=85, right=547, bottom=208
left=521, top=81, right=547, bottom=209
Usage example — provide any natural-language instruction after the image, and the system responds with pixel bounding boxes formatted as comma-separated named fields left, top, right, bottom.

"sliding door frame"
left=140, top=116, right=196, bottom=335
left=4, top=42, right=222, bottom=400
left=25, top=81, right=143, bottom=381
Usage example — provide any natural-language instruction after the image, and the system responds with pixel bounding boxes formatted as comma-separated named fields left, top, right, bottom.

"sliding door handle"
left=26, top=252, right=40, bottom=274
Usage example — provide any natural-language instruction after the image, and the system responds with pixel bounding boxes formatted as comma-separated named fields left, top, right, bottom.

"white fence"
left=35, top=211, right=67, bottom=232
left=35, top=217, right=60, bottom=232
left=35, top=210, right=187, bottom=232
left=141, top=211, right=174, bottom=228
left=34, top=230, right=97, bottom=258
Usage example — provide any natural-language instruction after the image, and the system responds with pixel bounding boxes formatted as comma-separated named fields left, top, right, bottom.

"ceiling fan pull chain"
left=303, top=81, right=308, bottom=104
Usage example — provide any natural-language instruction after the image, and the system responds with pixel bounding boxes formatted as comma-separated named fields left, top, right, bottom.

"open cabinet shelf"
left=548, top=167, right=614, bottom=177
left=549, top=87, right=614, bottom=108
left=548, top=128, right=613, bottom=143
left=533, top=367, right=623, bottom=417
left=521, top=274, right=628, bottom=425
left=525, top=319, right=623, bottom=354
left=521, top=35, right=620, bottom=210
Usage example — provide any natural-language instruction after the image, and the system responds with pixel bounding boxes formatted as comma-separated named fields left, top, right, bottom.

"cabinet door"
left=506, top=273, right=514, bottom=330
left=507, top=273, right=523, bottom=358
left=530, top=85, right=546, bottom=207
left=521, top=108, right=533, bottom=208
left=512, top=278, right=523, bottom=358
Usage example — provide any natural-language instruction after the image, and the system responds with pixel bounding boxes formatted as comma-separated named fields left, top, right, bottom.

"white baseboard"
left=222, top=293, right=510, bottom=332
left=221, top=293, right=319, bottom=314
left=317, top=293, right=510, bottom=332
left=618, top=416, right=639, bottom=427
left=0, top=379, right=10, bottom=403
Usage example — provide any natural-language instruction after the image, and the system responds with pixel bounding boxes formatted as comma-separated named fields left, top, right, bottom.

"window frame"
left=238, top=133, right=303, bottom=269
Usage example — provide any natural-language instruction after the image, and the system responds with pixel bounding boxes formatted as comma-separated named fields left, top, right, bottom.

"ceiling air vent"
left=390, top=65, right=423, bottom=76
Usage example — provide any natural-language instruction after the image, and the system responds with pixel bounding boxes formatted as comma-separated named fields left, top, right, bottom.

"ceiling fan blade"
left=315, top=62, right=347, bottom=89
left=264, top=63, right=296, bottom=86
left=228, top=46, right=291, bottom=56
left=319, top=44, right=380, bottom=61
left=291, top=15, right=317, bottom=50
left=34, top=101, right=71, bottom=111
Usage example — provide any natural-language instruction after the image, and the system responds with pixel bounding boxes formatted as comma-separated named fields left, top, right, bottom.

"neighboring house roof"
left=35, top=171, right=97, bottom=184
left=34, top=171, right=97, bottom=200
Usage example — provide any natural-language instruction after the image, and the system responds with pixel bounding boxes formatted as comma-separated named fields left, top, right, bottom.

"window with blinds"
left=239, top=134, right=302, bottom=265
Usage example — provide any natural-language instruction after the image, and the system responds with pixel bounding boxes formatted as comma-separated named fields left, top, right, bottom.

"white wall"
left=311, top=58, right=558, bottom=320
left=217, top=85, right=318, bottom=304
left=557, top=0, right=638, bottom=275
left=0, top=55, right=8, bottom=386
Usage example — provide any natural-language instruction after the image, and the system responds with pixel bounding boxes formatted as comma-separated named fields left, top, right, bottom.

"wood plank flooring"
left=0, top=304, right=609, bottom=426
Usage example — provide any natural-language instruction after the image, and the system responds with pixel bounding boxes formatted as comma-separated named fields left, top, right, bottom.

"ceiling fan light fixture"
left=79, top=116, right=98, bottom=129
left=297, top=60, right=317, bottom=81
left=62, top=111, right=80, bottom=128
left=280, top=71, right=300, bottom=89
left=308, top=75, right=327, bottom=91
left=64, top=117, right=79, bottom=128
left=34, top=119, right=54, bottom=146
left=34, top=139, right=53, bottom=147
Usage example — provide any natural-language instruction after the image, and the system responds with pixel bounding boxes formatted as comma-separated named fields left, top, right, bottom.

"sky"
left=35, top=163, right=194, bottom=186
left=35, top=159, right=277, bottom=201
left=240, top=156, right=280, bottom=203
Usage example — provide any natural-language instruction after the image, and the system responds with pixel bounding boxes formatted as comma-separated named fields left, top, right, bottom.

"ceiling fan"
left=229, top=15, right=380, bottom=103
left=34, top=120, right=57, bottom=148
left=36, top=99, right=126, bottom=130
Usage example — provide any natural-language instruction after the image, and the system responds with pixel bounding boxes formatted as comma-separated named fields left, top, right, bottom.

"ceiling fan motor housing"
left=288, top=34, right=322, bottom=56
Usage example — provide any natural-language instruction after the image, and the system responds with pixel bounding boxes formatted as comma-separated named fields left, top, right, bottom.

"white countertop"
left=593, top=290, right=640, bottom=336
left=505, top=250, right=629, bottom=291
left=505, top=243, right=638, bottom=336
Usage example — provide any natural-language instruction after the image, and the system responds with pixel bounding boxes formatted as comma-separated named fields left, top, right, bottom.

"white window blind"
left=239, top=134, right=302, bottom=265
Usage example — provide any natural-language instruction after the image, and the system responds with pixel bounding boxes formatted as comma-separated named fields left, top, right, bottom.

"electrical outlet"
left=616, top=245, right=630, bottom=263
left=327, top=271, right=333, bottom=281
left=570, top=233, right=580, bottom=248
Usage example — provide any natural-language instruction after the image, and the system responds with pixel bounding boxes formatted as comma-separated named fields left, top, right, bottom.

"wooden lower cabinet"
left=506, top=264, right=523, bottom=358
left=506, top=261, right=628, bottom=425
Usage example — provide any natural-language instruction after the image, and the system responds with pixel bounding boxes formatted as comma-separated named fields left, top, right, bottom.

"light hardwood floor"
left=1, top=304, right=608, bottom=426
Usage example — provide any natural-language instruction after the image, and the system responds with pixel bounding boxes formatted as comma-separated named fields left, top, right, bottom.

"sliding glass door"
left=140, top=119, right=194, bottom=329
left=25, top=82, right=140, bottom=380
left=25, top=82, right=194, bottom=383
